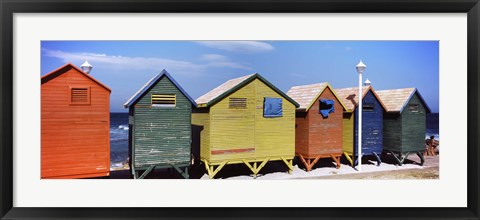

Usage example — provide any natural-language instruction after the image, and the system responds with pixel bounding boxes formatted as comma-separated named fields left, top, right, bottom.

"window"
left=229, top=98, right=247, bottom=109
left=70, top=87, right=90, bottom=105
left=264, top=97, right=283, bottom=117
left=409, top=104, right=419, bottom=112
left=319, top=99, right=334, bottom=117
left=363, top=103, right=374, bottom=112
left=151, top=94, right=176, bottom=107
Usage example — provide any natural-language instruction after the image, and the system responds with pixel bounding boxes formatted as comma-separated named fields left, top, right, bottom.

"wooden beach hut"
left=192, top=73, right=299, bottom=178
left=376, top=88, right=431, bottom=166
left=334, top=85, right=386, bottom=166
left=124, top=70, right=196, bottom=179
left=286, top=83, right=347, bottom=171
left=41, top=62, right=111, bottom=179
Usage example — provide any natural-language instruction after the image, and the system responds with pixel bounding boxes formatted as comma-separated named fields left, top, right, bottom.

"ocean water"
left=426, top=113, right=439, bottom=140
left=110, top=113, right=129, bottom=169
left=109, top=112, right=440, bottom=169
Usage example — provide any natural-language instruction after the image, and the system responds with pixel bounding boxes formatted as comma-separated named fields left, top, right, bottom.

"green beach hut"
left=124, top=70, right=196, bottom=179
left=376, top=88, right=431, bottom=166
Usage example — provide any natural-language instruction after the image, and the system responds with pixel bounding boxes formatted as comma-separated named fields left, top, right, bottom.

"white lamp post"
left=356, top=60, right=366, bottom=172
left=81, top=59, right=93, bottom=74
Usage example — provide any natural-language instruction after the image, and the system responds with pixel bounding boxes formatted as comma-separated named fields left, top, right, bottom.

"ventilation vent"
left=229, top=98, right=247, bottom=108
left=409, top=104, right=419, bottom=112
left=70, top=87, right=90, bottom=104
left=152, top=94, right=176, bottom=107
left=363, top=103, right=374, bottom=111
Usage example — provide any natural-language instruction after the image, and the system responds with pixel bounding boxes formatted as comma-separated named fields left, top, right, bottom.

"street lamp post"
left=356, top=60, right=366, bottom=172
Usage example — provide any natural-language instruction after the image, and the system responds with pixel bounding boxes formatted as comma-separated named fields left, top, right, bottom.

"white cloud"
left=42, top=49, right=250, bottom=74
left=200, top=54, right=228, bottom=62
left=345, top=47, right=353, bottom=51
left=196, top=41, right=274, bottom=53
left=200, top=53, right=250, bottom=70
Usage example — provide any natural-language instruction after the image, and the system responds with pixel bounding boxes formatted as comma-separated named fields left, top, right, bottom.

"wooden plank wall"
left=205, top=79, right=295, bottom=163
left=209, top=81, right=256, bottom=162
left=353, top=90, right=384, bottom=155
left=401, top=93, right=427, bottom=152
left=253, top=79, right=295, bottom=159
left=132, top=77, right=191, bottom=169
left=342, top=112, right=354, bottom=155
left=383, top=113, right=403, bottom=152
left=41, top=68, right=110, bottom=179
left=306, top=87, right=343, bottom=157
left=191, top=110, right=211, bottom=162
left=295, top=111, right=310, bottom=156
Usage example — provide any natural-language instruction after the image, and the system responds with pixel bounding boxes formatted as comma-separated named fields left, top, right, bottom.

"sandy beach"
left=106, top=153, right=439, bottom=180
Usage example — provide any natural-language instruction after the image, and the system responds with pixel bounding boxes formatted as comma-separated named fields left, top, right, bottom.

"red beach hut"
left=287, top=82, right=347, bottom=171
left=41, top=62, right=111, bottom=179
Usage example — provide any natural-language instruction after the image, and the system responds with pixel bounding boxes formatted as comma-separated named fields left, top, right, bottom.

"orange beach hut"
left=41, top=62, right=111, bottom=179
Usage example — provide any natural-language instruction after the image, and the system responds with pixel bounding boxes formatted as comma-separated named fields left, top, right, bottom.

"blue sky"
left=41, top=41, right=439, bottom=113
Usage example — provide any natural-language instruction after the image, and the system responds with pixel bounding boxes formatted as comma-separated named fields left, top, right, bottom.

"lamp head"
left=80, top=59, right=93, bottom=74
left=356, top=59, right=366, bottom=74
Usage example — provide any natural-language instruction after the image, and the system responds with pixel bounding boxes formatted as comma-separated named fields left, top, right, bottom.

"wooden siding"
left=383, top=113, right=402, bottom=152
left=308, top=87, right=344, bottom=156
left=202, top=78, right=295, bottom=163
left=383, top=92, right=427, bottom=153
left=131, top=76, right=191, bottom=169
left=352, top=90, right=384, bottom=155
left=342, top=112, right=354, bottom=154
left=209, top=81, right=256, bottom=162
left=295, top=112, right=310, bottom=156
left=41, top=68, right=110, bottom=179
left=253, top=79, right=295, bottom=159
left=296, top=87, right=343, bottom=157
left=191, top=110, right=211, bottom=161
left=400, top=93, right=427, bottom=152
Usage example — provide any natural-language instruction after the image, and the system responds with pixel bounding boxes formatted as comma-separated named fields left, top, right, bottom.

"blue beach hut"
left=335, top=85, right=386, bottom=166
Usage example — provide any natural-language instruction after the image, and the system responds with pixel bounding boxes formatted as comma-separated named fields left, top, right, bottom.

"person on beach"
left=425, top=136, right=438, bottom=156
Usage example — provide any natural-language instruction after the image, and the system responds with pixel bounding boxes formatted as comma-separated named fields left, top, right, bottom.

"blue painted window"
left=264, top=97, right=283, bottom=117
left=319, top=99, right=334, bottom=117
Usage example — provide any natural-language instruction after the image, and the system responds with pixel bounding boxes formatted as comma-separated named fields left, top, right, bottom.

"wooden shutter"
left=151, top=94, right=176, bottom=107
left=409, top=104, right=419, bottom=112
left=229, top=98, right=247, bottom=108
left=70, top=87, right=90, bottom=105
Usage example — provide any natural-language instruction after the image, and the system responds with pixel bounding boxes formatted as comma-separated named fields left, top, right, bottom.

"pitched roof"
left=286, top=82, right=347, bottom=112
left=41, top=63, right=111, bottom=92
left=334, top=86, right=387, bottom=112
left=195, top=73, right=299, bottom=108
left=376, top=88, right=431, bottom=113
left=195, top=74, right=254, bottom=106
left=124, top=69, right=196, bottom=108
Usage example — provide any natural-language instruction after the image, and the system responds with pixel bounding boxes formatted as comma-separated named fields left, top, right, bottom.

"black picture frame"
left=1, top=0, right=479, bottom=219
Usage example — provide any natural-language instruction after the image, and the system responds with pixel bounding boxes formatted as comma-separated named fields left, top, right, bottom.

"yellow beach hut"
left=192, top=73, right=299, bottom=178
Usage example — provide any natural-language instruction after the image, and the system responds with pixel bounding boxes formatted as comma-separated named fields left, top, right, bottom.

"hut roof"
left=124, top=69, right=196, bottom=108
left=195, top=73, right=299, bottom=108
left=376, top=88, right=431, bottom=113
left=286, top=82, right=347, bottom=112
left=41, top=63, right=111, bottom=92
left=334, top=86, right=387, bottom=112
